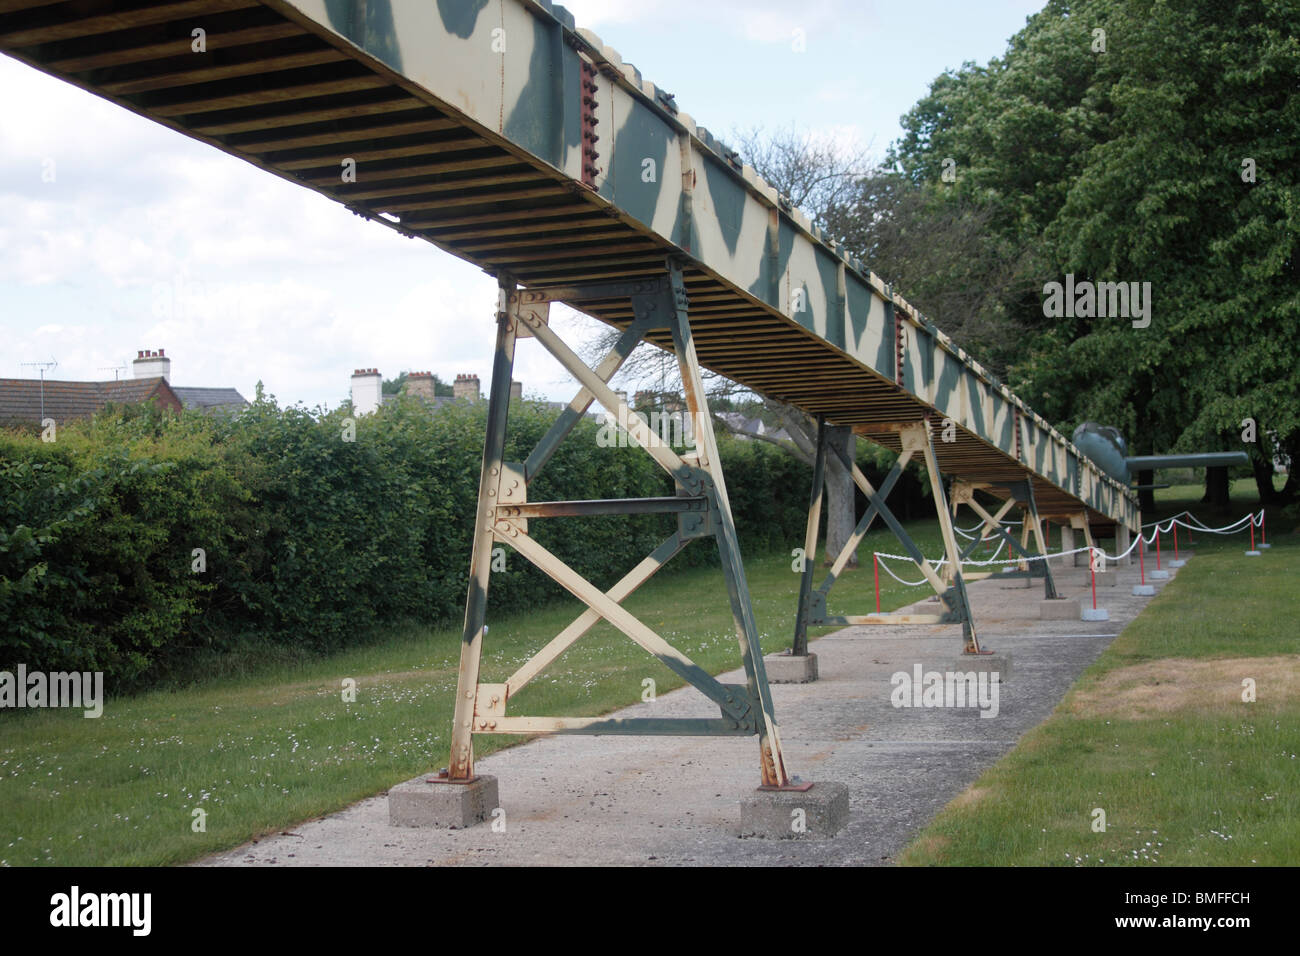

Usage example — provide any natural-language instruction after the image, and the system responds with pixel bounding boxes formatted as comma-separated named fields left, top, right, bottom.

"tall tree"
left=890, top=0, right=1299, bottom=504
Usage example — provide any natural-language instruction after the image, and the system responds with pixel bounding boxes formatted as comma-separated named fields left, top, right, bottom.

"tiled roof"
left=173, top=386, right=248, bottom=410
left=0, top=377, right=181, bottom=424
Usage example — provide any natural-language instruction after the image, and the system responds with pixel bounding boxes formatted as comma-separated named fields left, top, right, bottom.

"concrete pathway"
left=201, top=557, right=1173, bottom=866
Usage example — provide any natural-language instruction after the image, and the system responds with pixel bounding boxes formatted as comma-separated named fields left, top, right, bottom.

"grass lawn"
left=2, top=515, right=960, bottom=866
left=6, top=476, right=1286, bottom=867
left=900, top=480, right=1299, bottom=865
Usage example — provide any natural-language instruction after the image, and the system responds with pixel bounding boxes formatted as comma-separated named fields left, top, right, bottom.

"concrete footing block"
left=1168, top=558, right=1187, bottom=568
left=1076, top=572, right=1117, bottom=588
left=1081, top=607, right=1110, bottom=622
left=1040, top=597, right=1081, bottom=621
left=947, top=653, right=1011, bottom=681
left=764, top=652, right=818, bottom=683
left=388, top=773, right=499, bottom=828
left=1245, top=550, right=1262, bottom=557
left=1259, top=543, right=1272, bottom=549
left=1132, top=584, right=1156, bottom=596
left=1150, top=569, right=1170, bottom=579
left=739, top=781, right=849, bottom=839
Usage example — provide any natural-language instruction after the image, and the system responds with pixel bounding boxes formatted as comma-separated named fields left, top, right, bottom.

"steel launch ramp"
left=0, top=0, right=1138, bottom=530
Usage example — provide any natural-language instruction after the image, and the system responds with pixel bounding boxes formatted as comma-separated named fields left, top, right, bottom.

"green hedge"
left=1, top=395, right=811, bottom=688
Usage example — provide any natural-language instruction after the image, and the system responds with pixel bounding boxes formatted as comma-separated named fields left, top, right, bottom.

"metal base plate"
left=427, top=769, right=479, bottom=785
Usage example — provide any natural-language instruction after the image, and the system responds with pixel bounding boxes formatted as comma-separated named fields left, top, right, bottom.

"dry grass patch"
left=1068, top=655, right=1300, bottom=719
left=947, top=785, right=991, bottom=810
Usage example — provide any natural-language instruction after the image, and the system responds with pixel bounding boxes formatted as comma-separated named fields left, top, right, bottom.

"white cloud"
left=559, top=0, right=865, bottom=44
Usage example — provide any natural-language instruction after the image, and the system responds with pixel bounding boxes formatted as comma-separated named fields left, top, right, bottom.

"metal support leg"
left=1024, top=483, right=1059, bottom=599
left=918, top=423, right=981, bottom=653
left=664, top=260, right=791, bottom=787
left=792, top=415, right=827, bottom=657
left=448, top=277, right=519, bottom=781
left=1072, top=513, right=1098, bottom=561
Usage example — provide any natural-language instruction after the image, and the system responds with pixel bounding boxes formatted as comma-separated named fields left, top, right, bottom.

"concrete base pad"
left=1149, top=569, right=1171, bottom=579
left=1132, top=584, right=1156, bottom=596
left=1074, top=572, right=1117, bottom=588
left=1168, top=559, right=1187, bottom=568
left=1245, top=550, right=1262, bottom=557
left=764, top=652, right=818, bottom=683
left=1259, top=543, right=1272, bottom=549
left=1081, top=607, right=1110, bottom=622
left=946, top=652, right=1011, bottom=681
left=388, top=773, right=499, bottom=829
left=739, top=781, right=849, bottom=839
left=1040, top=597, right=1081, bottom=621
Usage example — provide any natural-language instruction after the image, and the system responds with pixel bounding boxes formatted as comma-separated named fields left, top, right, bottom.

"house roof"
left=0, top=377, right=181, bottom=424
left=172, top=386, right=248, bottom=411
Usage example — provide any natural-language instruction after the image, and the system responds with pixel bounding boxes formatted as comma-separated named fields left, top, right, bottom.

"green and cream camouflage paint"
left=281, top=0, right=1138, bottom=531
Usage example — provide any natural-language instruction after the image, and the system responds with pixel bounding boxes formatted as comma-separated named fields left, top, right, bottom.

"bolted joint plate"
left=629, top=292, right=674, bottom=331
left=807, top=590, right=829, bottom=624
left=717, top=683, right=756, bottom=728
left=492, top=462, right=528, bottom=535
left=675, top=466, right=714, bottom=536
left=474, top=682, right=508, bottom=723
left=898, top=421, right=930, bottom=454
left=507, top=291, right=551, bottom=338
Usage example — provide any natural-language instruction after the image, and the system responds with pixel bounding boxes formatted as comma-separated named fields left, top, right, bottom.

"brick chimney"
left=133, top=348, right=171, bottom=381
left=510, top=380, right=523, bottom=402
left=405, top=371, right=437, bottom=401
left=350, top=368, right=382, bottom=415
left=453, top=373, right=480, bottom=401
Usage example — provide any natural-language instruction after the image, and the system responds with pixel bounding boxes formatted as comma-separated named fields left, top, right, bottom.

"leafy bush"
left=0, top=394, right=811, bottom=689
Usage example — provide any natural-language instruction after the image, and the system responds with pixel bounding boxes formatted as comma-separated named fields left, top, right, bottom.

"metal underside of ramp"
left=2, top=0, right=1141, bottom=790
left=0, top=0, right=1137, bottom=530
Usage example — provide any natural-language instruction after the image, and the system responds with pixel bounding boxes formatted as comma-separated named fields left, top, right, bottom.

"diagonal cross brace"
left=500, top=521, right=753, bottom=723
left=955, top=481, right=1058, bottom=599
left=445, top=262, right=793, bottom=788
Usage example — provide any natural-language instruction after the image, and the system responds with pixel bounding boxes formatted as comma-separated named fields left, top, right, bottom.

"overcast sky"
left=1, top=0, right=1043, bottom=408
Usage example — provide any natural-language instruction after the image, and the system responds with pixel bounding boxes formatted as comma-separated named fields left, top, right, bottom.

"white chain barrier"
left=954, top=518, right=1021, bottom=539
left=873, top=508, right=1266, bottom=588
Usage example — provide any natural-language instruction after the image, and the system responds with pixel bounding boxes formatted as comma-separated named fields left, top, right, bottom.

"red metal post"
left=873, top=553, right=881, bottom=614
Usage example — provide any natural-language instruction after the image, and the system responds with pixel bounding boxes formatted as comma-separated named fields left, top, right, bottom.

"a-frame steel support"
left=446, top=261, right=793, bottom=788
left=950, top=480, right=1059, bottom=599
left=792, top=419, right=982, bottom=655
